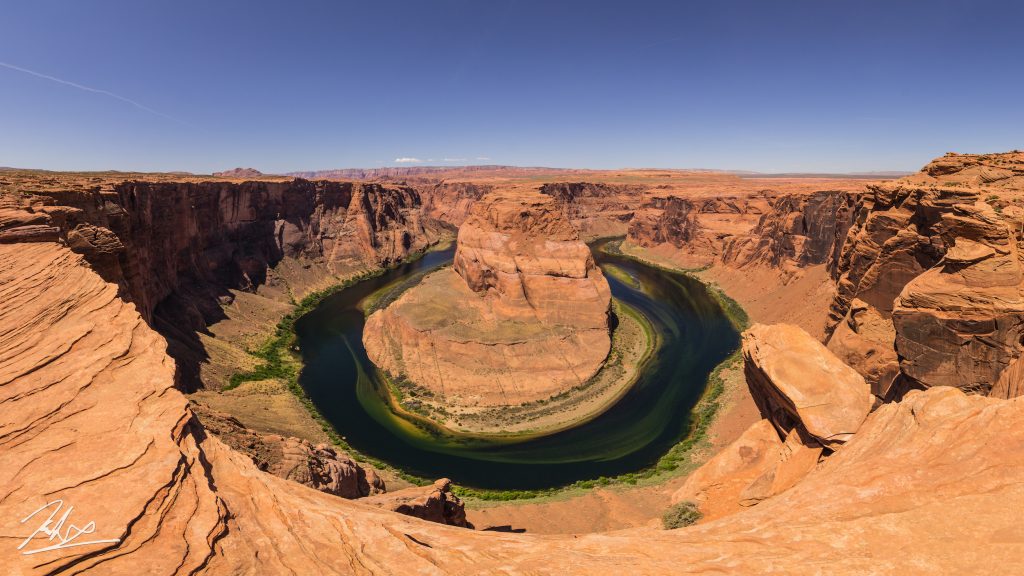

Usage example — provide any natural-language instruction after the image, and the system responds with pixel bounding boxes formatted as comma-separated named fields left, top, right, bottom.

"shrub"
left=662, top=501, right=702, bottom=529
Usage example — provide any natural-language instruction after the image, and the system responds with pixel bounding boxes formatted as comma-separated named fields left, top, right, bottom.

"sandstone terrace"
left=4, top=154, right=1024, bottom=573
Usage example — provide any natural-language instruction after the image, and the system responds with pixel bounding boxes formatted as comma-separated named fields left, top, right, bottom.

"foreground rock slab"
left=3, top=231, right=1024, bottom=574
left=743, top=323, right=872, bottom=448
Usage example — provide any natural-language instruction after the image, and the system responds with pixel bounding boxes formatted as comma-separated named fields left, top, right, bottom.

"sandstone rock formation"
left=671, top=418, right=784, bottom=518
left=364, top=190, right=612, bottom=407
left=743, top=323, right=872, bottom=448
left=719, top=190, right=859, bottom=273
left=363, top=478, right=471, bottom=528
left=626, top=187, right=862, bottom=273
left=5, top=162, right=1024, bottom=573
left=827, top=298, right=901, bottom=401
left=195, top=407, right=385, bottom=499
left=827, top=152, right=1024, bottom=399
left=628, top=193, right=771, bottom=267
left=0, top=175, right=443, bottom=391
left=2, top=178, right=438, bottom=322
left=418, top=181, right=493, bottom=225
left=4, top=242, right=1024, bottom=574
left=540, top=182, right=643, bottom=238
left=212, top=167, right=264, bottom=178
left=675, top=321, right=873, bottom=520
left=893, top=201, right=1024, bottom=395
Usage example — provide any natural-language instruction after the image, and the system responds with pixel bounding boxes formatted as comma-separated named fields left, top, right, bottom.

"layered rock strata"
left=418, top=181, right=493, bottom=226
left=195, top=407, right=385, bottom=499
left=719, top=190, right=859, bottom=273
left=827, top=152, right=1024, bottom=399
left=539, top=182, right=644, bottom=239
left=1, top=178, right=437, bottom=322
left=364, top=191, right=612, bottom=407
left=628, top=192, right=771, bottom=267
left=0, top=177, right=442, bottom=390
left=627, top=189, right=859, bottom=273
left=4, top=244, right=1024, bottom=574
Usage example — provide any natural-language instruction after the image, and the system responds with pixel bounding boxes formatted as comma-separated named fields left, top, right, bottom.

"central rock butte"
left=363, top=190, right=612, bottom=407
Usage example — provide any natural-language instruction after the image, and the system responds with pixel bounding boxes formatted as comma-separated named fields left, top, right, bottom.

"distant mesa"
left=213, top=167, right=265, bottom=178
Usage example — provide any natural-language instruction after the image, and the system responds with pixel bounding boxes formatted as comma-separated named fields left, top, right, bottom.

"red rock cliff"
left=827, top=152, right=1024, bottom=399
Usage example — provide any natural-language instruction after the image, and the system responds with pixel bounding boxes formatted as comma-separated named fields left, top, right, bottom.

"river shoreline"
left=220, top=235, right=749, bottom=499
left=373, top=296, right=658, bottom=439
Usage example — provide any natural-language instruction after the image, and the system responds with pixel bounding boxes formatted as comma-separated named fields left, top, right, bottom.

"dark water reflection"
left=294, top=240, right=739, bottom=490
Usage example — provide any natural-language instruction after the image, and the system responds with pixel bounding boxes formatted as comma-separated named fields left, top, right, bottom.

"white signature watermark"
left=17, top=499, right=120, bottom=556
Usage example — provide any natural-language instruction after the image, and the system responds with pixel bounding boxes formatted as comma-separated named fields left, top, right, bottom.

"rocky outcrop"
left=452, top=192, right=610, bottom=326
left=540, top=182, right=644, bottom=238
left=418, top=181, right=493, bottom=225
left=743, top=323, right=872, bottom=448
left=629, top=195, right=705, bottom=248
left=362, top=478, right=471, bottom=528
left=212, top=167, right=264, bottom=178
left=720, top=190, right=859, bottom=273
left=827, top=298, right=902, bottom=401
left=893, top=201, right=1024, bottom=395
left=364, top=191, right=612, bottom=407
left=827, top=152, right=1024, bottom=399
left=628, top=193, right=771, bottom=267
left=195, top=407, right=385, bottom=499
left=671, top=419, right=784, bottom=518
left=6, top=179, right=439, bottom=322
left=0, top=178, right=443, bottom=390
left=6, top=243, right=1024, bottom=574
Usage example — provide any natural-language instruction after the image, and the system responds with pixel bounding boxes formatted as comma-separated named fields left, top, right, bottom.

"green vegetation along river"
left=293, top=239, right=740, bottom=490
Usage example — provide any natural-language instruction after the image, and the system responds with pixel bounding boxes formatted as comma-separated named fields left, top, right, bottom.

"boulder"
left=743, top=323, right=872, bottom=448
left=362, top=478, right=471, bottom=528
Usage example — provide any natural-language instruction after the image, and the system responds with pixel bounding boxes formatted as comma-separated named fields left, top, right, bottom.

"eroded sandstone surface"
left=4, top=158, right=1024, bottom=573
left=742, top=323, right=872, bottom=448
left=364, top=190, right=612, bottom=407
left=828, top=152, right=1024, bottom=400
left=3, top=241, right=1024, bottom=574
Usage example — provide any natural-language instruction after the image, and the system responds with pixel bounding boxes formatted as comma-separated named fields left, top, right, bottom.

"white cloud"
left=443, top=157, right=468, bottom=162
left=475, top=156, right=491, bottom=161
left=394, top=157, right=423, bottom=163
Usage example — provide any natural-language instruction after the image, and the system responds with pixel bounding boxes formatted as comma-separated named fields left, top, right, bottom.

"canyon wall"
left=3, top=241, right=1023, bottom=574
left=418, top=181, right=494, bottom=226
left=627, top=189, right=858, bottom=272
left=629, top=192, right=771, bottom=267
left=623, top=154, right=1024, bottom=403
left=719, top=191, right=859, bottom=272
left=14, top=179, right=439, bottom=321
left=539, top=182, right=644, bottom=239
left=828, top=152, right=1024, bottom=400
left=0, top=176, right=444, bottom=500
left=1, top=177, right=443, bottom=391
left=418, top=180, right=644, bottom=237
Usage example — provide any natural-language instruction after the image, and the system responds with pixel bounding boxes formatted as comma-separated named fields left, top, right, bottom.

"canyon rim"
left=3, top=1, right=1024, bottom=574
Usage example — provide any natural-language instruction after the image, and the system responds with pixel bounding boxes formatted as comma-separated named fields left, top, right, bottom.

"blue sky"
left=1, top=0, right=1021, bottom=173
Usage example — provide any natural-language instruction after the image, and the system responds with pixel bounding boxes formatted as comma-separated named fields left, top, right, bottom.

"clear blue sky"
left=1, top=0, right=1021, bottom=173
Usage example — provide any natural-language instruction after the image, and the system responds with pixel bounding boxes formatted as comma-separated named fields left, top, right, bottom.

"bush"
left=662, top=501, right=702, bottom=529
